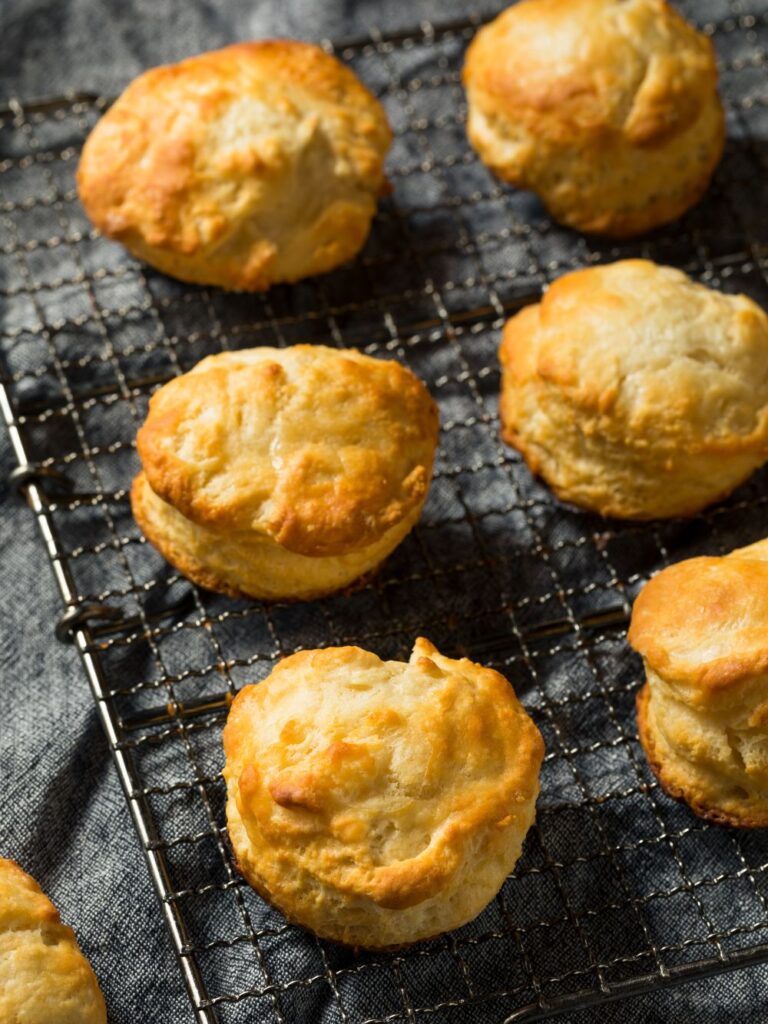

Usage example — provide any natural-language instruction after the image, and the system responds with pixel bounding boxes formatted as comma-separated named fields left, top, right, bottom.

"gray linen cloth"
left=1, top=0, right=767, bottom=1020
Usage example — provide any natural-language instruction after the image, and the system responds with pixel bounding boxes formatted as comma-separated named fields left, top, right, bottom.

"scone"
left=499, top=260, right=768, bottom=519
left=223, top=637, right=544, bottom=947
left=629, top=539, right=768, bottom=827
left=132, top=345, right=439, bottom=600
left=0, top=858, right=107, bottom=1023
left=76, top=41, right=391, bottom=290
left=463, top=0, right=724, bottom=236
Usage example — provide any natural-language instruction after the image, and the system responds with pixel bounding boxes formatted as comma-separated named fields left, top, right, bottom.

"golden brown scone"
left=629, top=538, right=768, bottom=827
left=132, top=345, right=439, bottom=600
left=499, top=260, right=768, bottom=519
left=0, top=858, right=107, bottom=1024
left=223, top=637, right=544, bottom=947
left=76, top=41, right=391, bottom=290
left=463, top=0, right=724, bottom=236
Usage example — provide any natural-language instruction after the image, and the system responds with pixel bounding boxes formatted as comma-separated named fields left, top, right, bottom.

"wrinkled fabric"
left=2, top=0, right=768, bottom=1021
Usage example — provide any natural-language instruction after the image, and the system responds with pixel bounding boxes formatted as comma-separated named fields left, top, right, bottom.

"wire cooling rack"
left=3, top=2, right=768, bottom=1021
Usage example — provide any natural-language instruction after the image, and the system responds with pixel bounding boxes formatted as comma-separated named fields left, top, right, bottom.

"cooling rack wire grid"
left=2, top=1, right=768, bottom=1020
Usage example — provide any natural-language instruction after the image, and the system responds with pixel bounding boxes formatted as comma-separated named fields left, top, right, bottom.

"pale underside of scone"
left=132, top=471, right=425, bottom=601
left=631, top=538, right=768, bottom=827
left=637, top=681, right=768, bottom=828
left=502, top=405, right=764, bottom=520
left=499, top=260, right=768, bottom=519
left=222, top=639, right=544, bottom=948
left=0, top=858, right=107, bottom=1024
left=76, top=41, right=392, bottom=290
left=133, top=345, right=439, bottom=600
left=463, top=0, right=725, bottom=236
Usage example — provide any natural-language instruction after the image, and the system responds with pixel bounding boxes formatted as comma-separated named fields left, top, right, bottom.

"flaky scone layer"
left=463, top=0, right=724, bottom=236
left=499, top=260, right=768, bottom=519
left=77, top=41, right=391, bottom=290
left=631, top=538, right=768, bottom=827
left=223, top=638, right=544, bottom=947
left=136, top=345, right=438, bottom=557
left=132, top=345, right=438, bottom=600
left=0, top=858, right=107, bottom=1024
left=132, top=471, right=425, bottom=601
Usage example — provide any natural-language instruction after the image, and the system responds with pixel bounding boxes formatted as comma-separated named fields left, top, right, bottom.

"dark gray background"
left=1, top=0, right=767, bottom=1020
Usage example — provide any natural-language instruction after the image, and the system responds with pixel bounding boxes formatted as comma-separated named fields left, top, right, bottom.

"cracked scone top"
left=132, top=345, right=439, bottom=600
left=629, top=538, right=768, bottom=827
left=223, top=638, right=544, bottom=947
left=76, top=41, right=392, bottom=290
left=499, top=259, right=768, bottom=519
left=463, top=0, right=724, bottom=236
left=0, top=858, right=107, bottom=1024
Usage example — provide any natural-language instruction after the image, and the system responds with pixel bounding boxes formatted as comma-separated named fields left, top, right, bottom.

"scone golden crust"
left=132, top=345, right=439, bottom=600
left=76, top=41, right=391, bottom=290
left=0, top=858, right=107, bottom=1024
left=223, top=638, right=544, bottom=947
left=499, top=260, right=768, bottom=519
left=630, top=539, right=768, bottom=827
left=463, top=0, right=724, bottom=236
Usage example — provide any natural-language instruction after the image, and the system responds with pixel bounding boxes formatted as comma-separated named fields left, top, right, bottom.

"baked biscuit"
left=132, top=345, right=439, bottom=600
left=223, top=637, right=544, bottom=947
left=463, top=0, right=724, bottom=236
left=499, top=260, right=768, bottom=519
left=77, top=41, right=391, bottom=290
left=0, top=858, right=107, bottom=1023
left=629, top=538, right=768, bottom=827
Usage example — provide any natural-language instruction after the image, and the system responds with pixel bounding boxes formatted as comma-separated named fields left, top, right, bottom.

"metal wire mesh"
left=3, top=2, right=768, bottom=1020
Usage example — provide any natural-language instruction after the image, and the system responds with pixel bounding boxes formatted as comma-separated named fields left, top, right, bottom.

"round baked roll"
left=499, top=259, right=768, bottom=519
left=0, top=858, right=107, bottom=1023
left=132, top=345, right=439, bottom=600
left=629, top=538, right=768, bottom=827
left=463, top=0, right=724, bottom=236
left=76, top=41, right=391, bottom=290
left=223, top=637, right=544, bottom=947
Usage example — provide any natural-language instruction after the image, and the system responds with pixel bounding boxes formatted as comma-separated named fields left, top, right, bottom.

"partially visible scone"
left=132, top=345, right=439, bottom=600
left=499, top=260, right=768, bottom=519
left=77, top=41, right=391, bottom=290
left=629, top=539, right=768, bottom=827
left=463, top=0, right=724, bottom=236
left=223, top=637, right=543, bottom=947
left=0, top=858, right=107, bottom=1023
